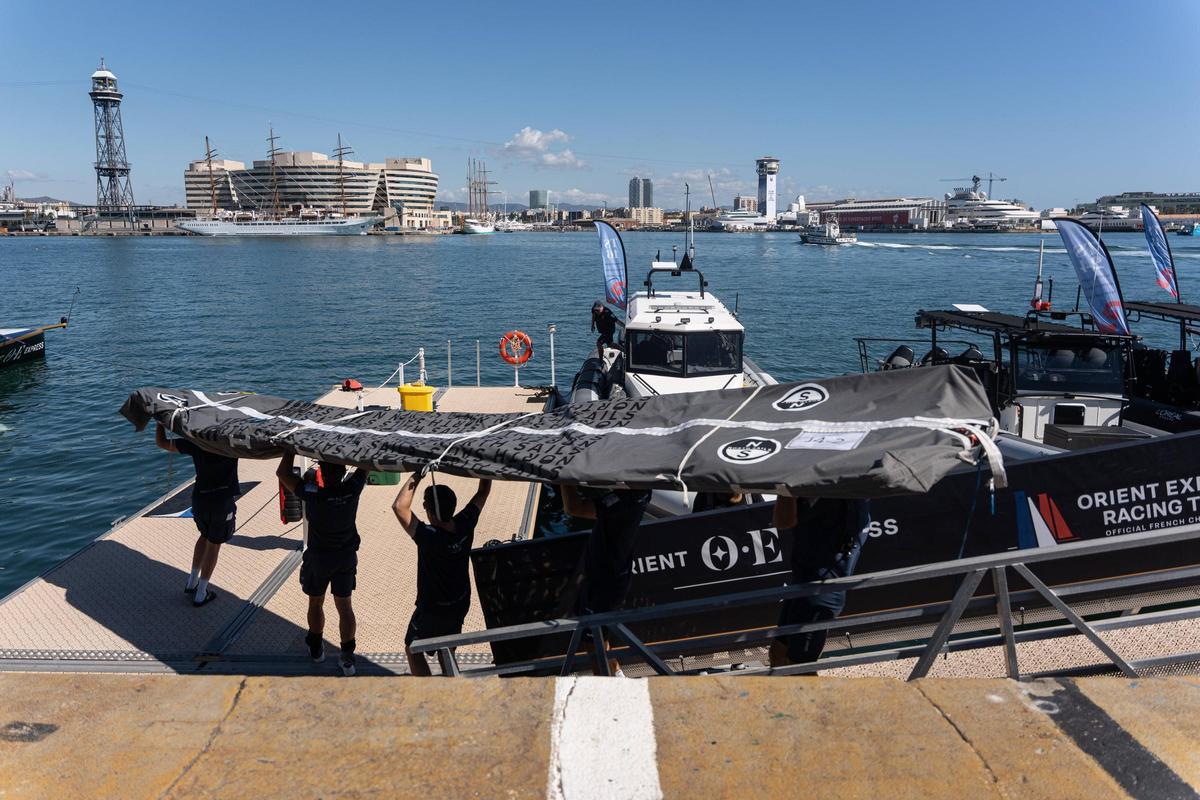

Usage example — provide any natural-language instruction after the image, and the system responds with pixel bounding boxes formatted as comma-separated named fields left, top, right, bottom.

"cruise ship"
left=943, top=183, right=1039, bottom=228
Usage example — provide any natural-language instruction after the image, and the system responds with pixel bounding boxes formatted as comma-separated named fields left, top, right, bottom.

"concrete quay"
left=2, top=674, right=1199, bottom=799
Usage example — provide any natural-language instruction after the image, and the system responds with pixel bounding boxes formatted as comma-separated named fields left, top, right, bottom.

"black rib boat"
left=0, top=320, right=68, bottom=368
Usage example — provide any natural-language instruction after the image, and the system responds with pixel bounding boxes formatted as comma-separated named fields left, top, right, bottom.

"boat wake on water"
left=852, top=240, right=1200, bottom=258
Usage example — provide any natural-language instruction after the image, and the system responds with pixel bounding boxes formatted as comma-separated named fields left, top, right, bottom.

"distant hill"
left=19, top=196, right=88, bottom=206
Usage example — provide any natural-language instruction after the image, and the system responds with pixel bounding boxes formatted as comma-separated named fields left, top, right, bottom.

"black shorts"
left=193, top=503, right=236, bottom=545
left=300, top=548, right=357, bottom=597
left=405, top=604, right=468, bottom=648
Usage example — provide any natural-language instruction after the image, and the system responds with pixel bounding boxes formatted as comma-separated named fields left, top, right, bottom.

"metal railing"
left=411, top=521, right=1200, bottom=679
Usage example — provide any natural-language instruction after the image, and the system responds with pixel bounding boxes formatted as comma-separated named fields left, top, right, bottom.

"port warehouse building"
left=1080, top=191, right=1200, bottom=217
left=184, top=152, right=446, bottom=229
left=806, top=197, right=948, bottom=230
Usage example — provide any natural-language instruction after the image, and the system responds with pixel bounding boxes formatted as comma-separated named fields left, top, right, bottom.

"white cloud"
left=5, top=169, right=50, bottom=182
left=502, top=127, right=586, bottom=169
left=554, top=187, right=616, bottom=205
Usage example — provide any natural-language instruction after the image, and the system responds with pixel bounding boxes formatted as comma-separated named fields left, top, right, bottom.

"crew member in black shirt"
left=591, top=301, right=619, bottom=359
left=770, top=496, right=870, bottom=670
left=155, top=423, right=240, bottom=607
left=277, top=453, right=368, bottom=676
left=392, top=473, right=492, bottom=677
left=561, top=485, right=652, bottom=676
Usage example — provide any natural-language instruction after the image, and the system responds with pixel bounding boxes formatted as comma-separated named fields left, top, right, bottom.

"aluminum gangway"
left=410, top=522, right=1200, bottom=679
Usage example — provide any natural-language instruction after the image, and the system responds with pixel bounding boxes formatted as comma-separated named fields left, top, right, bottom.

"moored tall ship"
left=458, top=158, right=496, bottom=234
left=176, top=130, right=379, bottom=237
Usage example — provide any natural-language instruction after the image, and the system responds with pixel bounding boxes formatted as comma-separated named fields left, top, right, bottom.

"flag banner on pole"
left=594, top=220, right=628, bottom=310
left=1140, top=203, right=1180, bottom=300
left=1055, top=218, right=1130, bottom=335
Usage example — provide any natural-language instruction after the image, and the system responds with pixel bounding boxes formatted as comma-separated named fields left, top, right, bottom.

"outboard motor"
left=883, top=345, right=915, bottom=370
left=920, top=347, right=949, bottom=366
left=953, top=345, right=984, bottom=365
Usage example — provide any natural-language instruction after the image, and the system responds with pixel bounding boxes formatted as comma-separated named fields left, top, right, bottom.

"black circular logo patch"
left=772, top=383, right=829, bottom=412
left=718, top=437, right=781, bottom=464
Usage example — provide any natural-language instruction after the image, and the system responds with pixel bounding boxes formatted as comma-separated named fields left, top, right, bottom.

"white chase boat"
left=800, top=219, right=856, bottom=245
left=569, top=229, right=776, bottom=515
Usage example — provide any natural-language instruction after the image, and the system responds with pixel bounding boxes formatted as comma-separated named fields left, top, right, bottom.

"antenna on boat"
left=685, top=183, right=695, bottom=264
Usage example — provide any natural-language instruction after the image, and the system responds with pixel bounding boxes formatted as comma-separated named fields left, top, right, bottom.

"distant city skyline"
left=2, top=2, right=1198, bottom=210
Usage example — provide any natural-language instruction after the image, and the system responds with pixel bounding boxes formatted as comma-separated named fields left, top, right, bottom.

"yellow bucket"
left=398, top=383, right=436, bottom=412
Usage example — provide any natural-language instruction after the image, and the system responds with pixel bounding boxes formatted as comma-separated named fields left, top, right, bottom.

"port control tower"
left=756, top=157, right=779, bottom=221
left=89, top=58, right=135, bottom=225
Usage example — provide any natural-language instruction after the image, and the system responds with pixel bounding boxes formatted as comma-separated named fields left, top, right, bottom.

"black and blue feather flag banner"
left=1055, top=218, right=1130, bottom=335
left=1140, top=203, right=1180, bottom=301
left=594, top=220, right=628, bottom=310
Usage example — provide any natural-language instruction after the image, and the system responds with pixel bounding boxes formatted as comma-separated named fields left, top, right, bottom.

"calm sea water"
left=2, top=230, right=1198, bottom=595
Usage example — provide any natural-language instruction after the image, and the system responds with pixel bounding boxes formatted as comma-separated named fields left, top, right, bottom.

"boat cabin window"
left=685, top=330, right=743, bottom=376
left=1011, top=340, right=1125, bottom=395
left=628, top=330, right=743, bottom=377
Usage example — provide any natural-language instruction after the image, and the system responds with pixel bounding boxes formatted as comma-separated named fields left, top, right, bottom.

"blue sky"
left=2, top=0, right=1197, bottom=209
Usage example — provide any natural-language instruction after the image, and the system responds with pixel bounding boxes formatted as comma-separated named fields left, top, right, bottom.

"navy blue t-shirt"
left=300, top=470, right=368, bottom=552
left=174, top=438, right=240, bottom=511
left=413, top=503, right=482, bottom=610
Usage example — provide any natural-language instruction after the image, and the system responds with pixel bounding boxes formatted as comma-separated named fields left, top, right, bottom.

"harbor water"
left=2, top=231, right=1198, bottom=596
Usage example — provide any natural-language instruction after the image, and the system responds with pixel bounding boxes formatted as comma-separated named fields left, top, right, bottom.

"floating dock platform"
left=0, top=384, right=545, bottom=675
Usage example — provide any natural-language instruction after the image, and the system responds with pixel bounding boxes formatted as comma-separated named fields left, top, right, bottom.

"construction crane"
left=939, top=173, right=1008, bottom=197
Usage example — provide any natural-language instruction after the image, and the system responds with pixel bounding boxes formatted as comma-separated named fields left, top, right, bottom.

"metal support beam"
left=559, top=626, right=584, bottom=677
left=437, top=648, right=461, bottom=677
left=612, top=623, right=674, bottom=676
left=590, top=627, right=612, bottom=676
left=1013, top=563, right=1138, bottom=677
left=993, top=567, right=1020, bottom=679
left=909, top=569, right=985, bottom=679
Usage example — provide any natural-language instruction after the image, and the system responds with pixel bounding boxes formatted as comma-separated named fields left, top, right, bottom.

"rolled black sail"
left=120, top=364, right=1003, bottom=499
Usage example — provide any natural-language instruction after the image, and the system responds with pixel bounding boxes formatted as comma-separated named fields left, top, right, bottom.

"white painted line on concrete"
left=547, top=676, right=663, bottom=800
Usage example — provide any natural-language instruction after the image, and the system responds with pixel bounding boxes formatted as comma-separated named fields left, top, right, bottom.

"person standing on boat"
left=276, top=453, right=367, bottom=677
left=769, top=497, right=870, bottom=671
left=155, top=423, right=239, bottom=607
left=392, top=473, right=492, bottom=677
left=561, top=485, right=652, bottom=676
left=591, top=301, right=619, bottom=359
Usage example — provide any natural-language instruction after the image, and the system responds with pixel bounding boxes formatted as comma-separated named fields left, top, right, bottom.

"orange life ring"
left=500, top=330, right=533, bottom=365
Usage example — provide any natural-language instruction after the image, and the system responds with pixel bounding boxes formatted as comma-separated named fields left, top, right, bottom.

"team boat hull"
left=472, top=429, right=1200, bottom=667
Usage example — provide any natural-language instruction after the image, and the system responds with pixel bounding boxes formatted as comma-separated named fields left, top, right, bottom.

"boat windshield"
left=628, top=330, right=743, bottom=377
left=1011, top=341, right=1125, bottom=395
